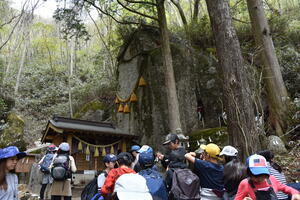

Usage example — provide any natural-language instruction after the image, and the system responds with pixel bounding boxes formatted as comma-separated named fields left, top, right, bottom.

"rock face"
left=115, top=27, right=222, bottom=151
left=267, top=135, right=287, bottom=154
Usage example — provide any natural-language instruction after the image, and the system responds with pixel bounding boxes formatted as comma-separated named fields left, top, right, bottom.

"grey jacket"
left=0, top=173, right=18, bottom=200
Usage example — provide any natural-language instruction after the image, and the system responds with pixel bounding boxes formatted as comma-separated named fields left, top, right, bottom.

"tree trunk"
left=68, top=37, right=76, bottom=118
left=14, top=39, right=27, bottom=96
left=192, top=0, right=200, bottom=23
left=170, top=0, right=188, bottom=27
left=156, top=0, right=182, bottom=133
left=246, top=0, right=289, bottom=136
left=205, top=0, right=259, bottom=159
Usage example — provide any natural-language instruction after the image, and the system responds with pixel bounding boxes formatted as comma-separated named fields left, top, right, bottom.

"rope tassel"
left=78, top=141, right=83, bottom=151
left=102, top=147, right=106, bottom=156
left=110, top=145, right=114, bottom=154
left=138, top=77, right=146, bottom=86
left=130, top=93, right=138, bottom=102
left=118, top=104, right=124, bottom=112
left=114, top=97, right=120, bottom=104
left=85, top=146, right=90, bottom=155
left=94, top=147, right=99, bottom=157
left=124, top=104, right=130, bottom=113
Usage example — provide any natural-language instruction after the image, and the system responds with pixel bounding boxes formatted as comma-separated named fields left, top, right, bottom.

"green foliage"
left=189, top=127, right=228, bottom=151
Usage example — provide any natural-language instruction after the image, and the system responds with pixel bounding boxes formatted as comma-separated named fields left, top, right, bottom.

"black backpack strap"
left=103, top=170, right=108, bottom=177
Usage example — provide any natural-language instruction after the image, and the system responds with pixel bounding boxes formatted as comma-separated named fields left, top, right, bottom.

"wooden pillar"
left=67, top=134, right=72, bottom=153
left=121, top=139, right=127, bottom=152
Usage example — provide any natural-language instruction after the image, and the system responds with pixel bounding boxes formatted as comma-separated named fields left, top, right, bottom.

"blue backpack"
left=139, top=168, right=168, bottom=200
left=40, top=153, right=54, bottom=174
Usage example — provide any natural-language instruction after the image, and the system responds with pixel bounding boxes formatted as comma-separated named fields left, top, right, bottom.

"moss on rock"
left=189, top=127, right=228, bottom=151
left=0, top=112, right=27, bottom=151
left=74, top=100, right=104, bottom=119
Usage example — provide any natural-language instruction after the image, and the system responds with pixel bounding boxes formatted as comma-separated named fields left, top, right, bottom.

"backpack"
left=139, top=168, right=168, bottom=200
left=51, top=154, right=72, bottom=181
left=40, top=153, right=54, bottom=174
left=170, top=168, right=201, bottom=200
left=248, top=178, right=278, bottom=200
left=81, top=171, right=108, bottom=200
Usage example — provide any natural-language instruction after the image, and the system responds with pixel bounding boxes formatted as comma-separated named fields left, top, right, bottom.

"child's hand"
left=292, top=194, right=300, bottom=200
left=156, top=152, right=164, bottom=160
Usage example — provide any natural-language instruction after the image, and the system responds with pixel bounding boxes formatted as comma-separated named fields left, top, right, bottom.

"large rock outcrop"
left=115, top=27, right=223, bottom=151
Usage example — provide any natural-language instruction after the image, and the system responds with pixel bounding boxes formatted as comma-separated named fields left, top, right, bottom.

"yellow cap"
left=200, top=143, right=220, bottom=158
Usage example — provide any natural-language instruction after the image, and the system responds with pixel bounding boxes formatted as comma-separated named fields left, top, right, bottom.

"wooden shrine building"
left=41, top=116, right=138, bottom=172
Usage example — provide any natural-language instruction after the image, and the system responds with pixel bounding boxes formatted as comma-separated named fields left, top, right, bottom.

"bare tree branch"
left=232, top=17, right=250, bottom=24
left=87, top=11, right=116, bottom=74
left=124, top=0, right=157, bottom=6
left=116, top=0, right=158, bottom=21
left=83, top=0, right=139, bottom=25
left=0, top=14, right=22, bottom=28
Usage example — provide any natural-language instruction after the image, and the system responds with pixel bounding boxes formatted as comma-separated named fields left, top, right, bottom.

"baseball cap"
left=220, top=145, right=238, bottom=157
left=138, top=145, right=153, bottom=154
left=0, top=146, right=26, bottom=160
left=163, top=133, right=179, bottom=145
left=247, top=154, right=270, bottom=176
left=200, top=143, right=220, bottom=158
left=129, top=145, right=140, bottom=152
left=59, top=142, right=70, bottom=151
left=47, top=144, right=57, bottom=152
left=103, top=154, right=117, bottom=163
left=139, top=151, right=154, bottom=167
left=114, top=173, right=152, bottom=200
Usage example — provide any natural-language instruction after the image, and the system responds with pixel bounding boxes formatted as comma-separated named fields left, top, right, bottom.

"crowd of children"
left=0, top=132, right=300, bottom=200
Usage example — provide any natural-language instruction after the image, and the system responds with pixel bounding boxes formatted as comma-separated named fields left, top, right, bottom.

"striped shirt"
left=267, top=162, right=288, bottom=200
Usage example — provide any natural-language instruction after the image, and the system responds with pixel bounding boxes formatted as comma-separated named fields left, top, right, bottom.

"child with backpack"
left=138, top=146, right=168, bottom=200
left=101, top=152, right=136, bottom=198
left=38, top=144, right=57, bottom=200
left=235, top=154, right=300, bottom=200
left=81, top=154, right=117, bottom=200
left=0, top=146, right=26, bottom=200
left=185, top=143, right=224, bottom=200
left=257, top=150, right=289, bottom=200
left=50, top=142, right=77, bottom=200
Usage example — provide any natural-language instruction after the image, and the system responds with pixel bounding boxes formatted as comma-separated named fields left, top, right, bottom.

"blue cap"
left=138, top=145, right=153, bottom=154
left=130, top=145, right=140, bottom=152
left=246, top=154, right=270, bottom=176
left=139, top=151, right=154, bottom=167
left=103, top=154, right=117, bottom=163
left=0, top=146, right=26, bottom=160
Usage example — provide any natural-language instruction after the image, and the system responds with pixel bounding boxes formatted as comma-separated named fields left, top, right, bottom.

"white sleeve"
left=38, top=155, right=45, bottom=165
left=69, top=156, right=77, bottom=173
left=97, top=173, right=106, bottom=188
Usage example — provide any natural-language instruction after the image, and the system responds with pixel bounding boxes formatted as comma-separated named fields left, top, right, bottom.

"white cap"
left=59, top=142, right=70, bottom=151
left=220, top=145, right=238, bottom=156
left=114, top=173, right=153, bottom=200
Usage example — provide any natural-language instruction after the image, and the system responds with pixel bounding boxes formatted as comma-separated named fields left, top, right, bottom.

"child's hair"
left=0, top=159, right=8, bottom=191
left=224, top=155, right=237, bottom=164
left=257, top=150, right=282, bottom=173
left=117, top=153, right=133, bottom=167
